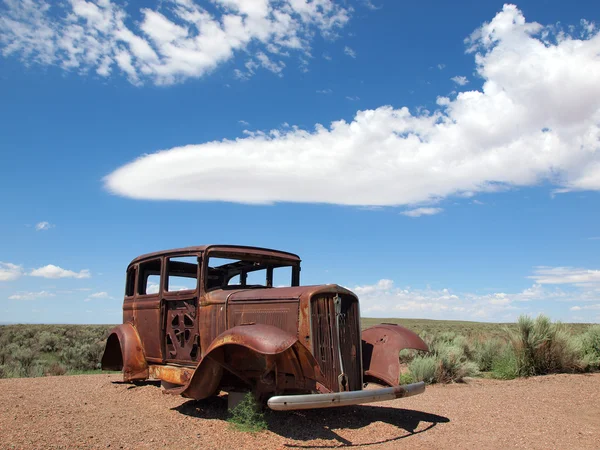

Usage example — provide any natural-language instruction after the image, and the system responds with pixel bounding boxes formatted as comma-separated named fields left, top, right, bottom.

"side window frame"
left=137, top=258, right=162, bottom=296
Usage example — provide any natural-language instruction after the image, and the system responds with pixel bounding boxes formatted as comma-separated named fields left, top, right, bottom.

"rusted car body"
left=102, top=245, right=429, bottom=410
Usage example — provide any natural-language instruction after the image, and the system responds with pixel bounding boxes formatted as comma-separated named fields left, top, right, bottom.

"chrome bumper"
left=267, top=381, right=426, bottom=411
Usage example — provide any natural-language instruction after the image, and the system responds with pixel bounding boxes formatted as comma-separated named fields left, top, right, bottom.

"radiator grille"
left=311, top=294, right=361, bottom=392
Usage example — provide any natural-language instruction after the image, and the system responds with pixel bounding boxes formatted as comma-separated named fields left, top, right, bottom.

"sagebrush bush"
left=472, top=337, right=505, bottom=372
left=491, top=347, right=519, bottom=380
left=508, top=315, right=582, bottom=376
left=407, top=355, right=436, bottom=383
left=433, top=341, right=479, bottom=383
left=575, top=325, right=600, bottom=370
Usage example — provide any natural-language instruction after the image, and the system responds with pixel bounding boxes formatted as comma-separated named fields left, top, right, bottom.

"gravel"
left=0, top=373, right=598, bottom=449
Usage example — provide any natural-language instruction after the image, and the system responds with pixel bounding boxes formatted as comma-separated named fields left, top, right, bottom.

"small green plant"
left=227, top=392, right=268, bottom=433
left=398, top=371, right=414, bottom=384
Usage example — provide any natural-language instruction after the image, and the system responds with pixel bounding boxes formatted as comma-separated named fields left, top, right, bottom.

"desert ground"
left=0, top=373, right=598, bottom=449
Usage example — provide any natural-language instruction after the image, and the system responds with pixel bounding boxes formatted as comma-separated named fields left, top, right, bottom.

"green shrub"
left=228, top=392, right=267, bottom=433
left=507, top=315, right=582, bottom=376
left=472, top=337, right=505, bottom=372
left=407, top=355, right=436, bottom=383
left=433, top=341, right=479, bottom=383
left=575, top=325, right=600, bottom=370
left=491, top=347, right=519, bottom=380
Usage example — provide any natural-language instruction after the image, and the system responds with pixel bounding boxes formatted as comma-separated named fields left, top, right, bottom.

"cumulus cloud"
left=0, top=262, right=23, bottom=281
left=0, top=0, right=351, bottom=85
left=451, top=75, right=469, bottom=86
left=35, top=221, right=54, bottom=231
left=353, top=279, right=522, bottom=320
left=104, top=5, right=600, bottom=207
left=9, top=290, right=55, bottom=300
left=352, top=262, right=600, bottom=320
left=30, top=264, right=91, bottom=279
left=400, top=207, right=443, bottom=217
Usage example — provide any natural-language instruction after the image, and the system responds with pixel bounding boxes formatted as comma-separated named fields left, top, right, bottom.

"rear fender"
left=362, top=324, right=429, bottom=386
left=101, top=323, right=149, bottom=382
left=172, top=324, right=326, bottom=400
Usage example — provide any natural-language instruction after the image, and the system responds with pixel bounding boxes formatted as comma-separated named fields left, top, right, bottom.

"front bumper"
left=267, top=381, right=426, bottom=411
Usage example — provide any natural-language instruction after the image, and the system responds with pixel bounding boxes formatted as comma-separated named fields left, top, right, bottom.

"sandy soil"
left=0, top=373, right=598, bottom=449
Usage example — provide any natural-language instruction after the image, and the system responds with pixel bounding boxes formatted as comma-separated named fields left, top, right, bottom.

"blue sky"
left=1, top=0, right=600, bottom=324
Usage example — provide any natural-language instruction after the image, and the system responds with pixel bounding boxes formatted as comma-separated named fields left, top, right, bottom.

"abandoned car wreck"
left=101, top=245, right=429, bottom=410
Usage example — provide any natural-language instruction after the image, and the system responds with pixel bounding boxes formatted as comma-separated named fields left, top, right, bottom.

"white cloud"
left=0, top=262, right=24, bottom=281
left=0, top=0, right=351, bottom=85
left=401, top=207, right=443, bottom=217
left=30, top=264, right=91, bottom=279
left=147, top=282, right=159, bottom=294
left=322, top=52, right=332, bottom=61
left=437, top=63, right=445, bottom=70
left=451, top=75, right=469, bottom=86
left=345, top=95, right=360, bottom=101
left=343, top=45, right=356, bottom=58
left=85, top=291, right=113, bottom=302
left=316, top=88, right=333, bottom=94
left=104, top=6, right=600, bottom=207
left=353, top=279, right=522, bottom=320
left=570, top=304, right=600, bottom=311
left=9, top=290, right=55, bottom=300
left=35, top=221, right=54, bottom=231
left=238, top=120, right=250, bottom=126
left=528, top=266, right=600, bottom=287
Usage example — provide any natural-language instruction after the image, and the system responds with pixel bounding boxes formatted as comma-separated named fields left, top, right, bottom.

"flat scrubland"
left=1, top=317, right=599, bottom=383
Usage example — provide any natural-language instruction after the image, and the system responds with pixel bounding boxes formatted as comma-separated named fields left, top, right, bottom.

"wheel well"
left=101, top=333, right=123, bottom=371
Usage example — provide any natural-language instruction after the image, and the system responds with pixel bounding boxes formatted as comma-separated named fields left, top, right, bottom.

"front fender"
left=170, top=324, right=326, bottom=400
left=362, top=324, right=429, bottom=386
left=101, top=323, right=149, bottom=382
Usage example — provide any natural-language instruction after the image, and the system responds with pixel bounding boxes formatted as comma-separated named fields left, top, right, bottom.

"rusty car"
left=101, top=245, right=429, bottom=410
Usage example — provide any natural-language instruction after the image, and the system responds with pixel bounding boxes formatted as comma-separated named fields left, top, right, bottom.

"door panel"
left=163, top=296, right=201, bottom=363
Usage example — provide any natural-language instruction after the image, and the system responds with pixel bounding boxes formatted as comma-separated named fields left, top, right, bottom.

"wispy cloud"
left=437, top=63, right=446, bottom=70
left=344, top=46, right=356, bottom=58
left=345, top=96, right=360, bottom=101
left=35, top=221, right=54, bottom=231
left=238, top=120, right=250, bottom=126
left=528, top=266, right=600, bottom=287
left=30, top=265, right=91, bottom=279
left=316, top=89, right=333, bottom=94
left=9, top=290, right=55, bottom=301
left=0, top=0, right=351, bottom=85
left=84, top=291, right=113, bottom=302
left=401, top=207, right=443, bottom=217
left=104, top=6, right=600, bottom=208
left=451, top=75, right=469, bottom=86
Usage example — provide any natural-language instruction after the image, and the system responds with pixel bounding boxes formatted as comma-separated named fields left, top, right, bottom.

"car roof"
left=128, top=245, right=301, bottom=267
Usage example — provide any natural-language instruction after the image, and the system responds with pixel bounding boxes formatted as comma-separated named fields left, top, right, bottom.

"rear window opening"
left=138, top=259, right=161, bottom=295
